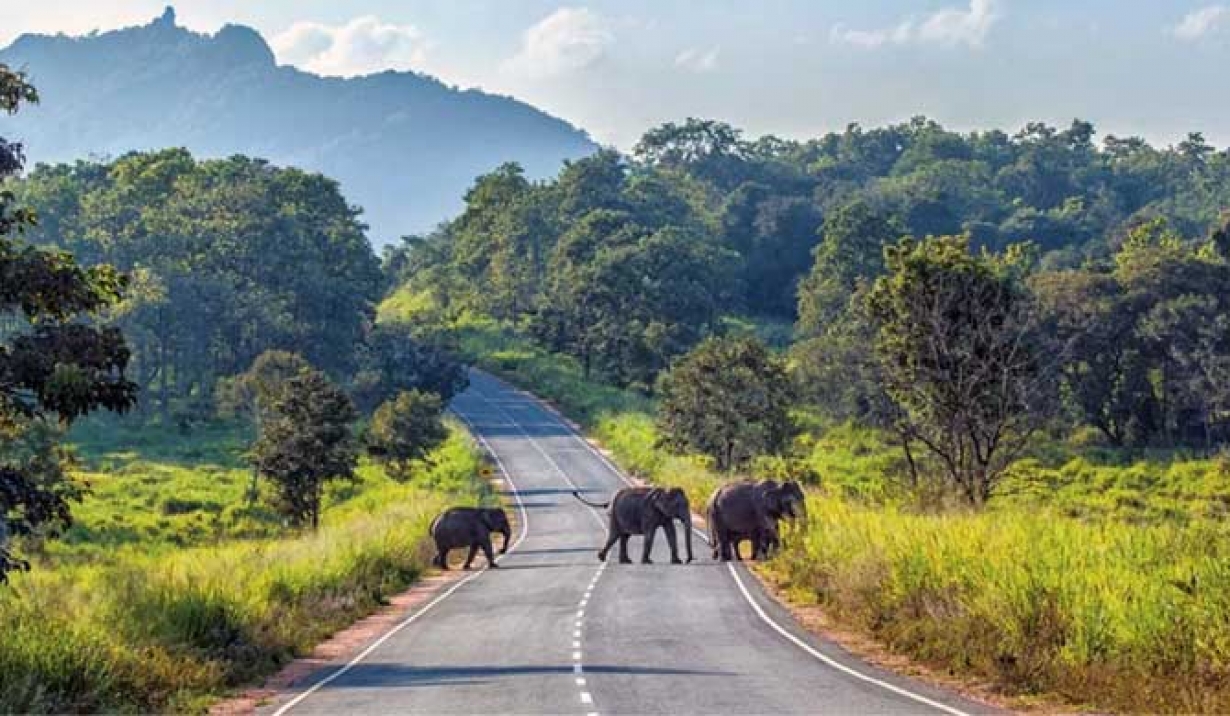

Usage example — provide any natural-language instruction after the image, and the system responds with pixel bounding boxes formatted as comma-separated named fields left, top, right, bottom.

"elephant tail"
left=571, top=490, right=610, bottom=509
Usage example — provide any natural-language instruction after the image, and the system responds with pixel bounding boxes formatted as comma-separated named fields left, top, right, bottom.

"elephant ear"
left=479, top=509, right=500, bottom=530
left=647, top=489, right=671, bottom=515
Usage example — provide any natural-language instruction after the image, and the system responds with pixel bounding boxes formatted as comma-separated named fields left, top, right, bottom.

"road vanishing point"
left=261, top=370, right=995, bottom=715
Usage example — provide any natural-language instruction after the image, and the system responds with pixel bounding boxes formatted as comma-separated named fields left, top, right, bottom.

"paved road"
left=265, top=371, right=994, bottom=715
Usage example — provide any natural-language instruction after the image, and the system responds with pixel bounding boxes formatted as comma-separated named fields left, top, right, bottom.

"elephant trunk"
left=499, top=525, right=511, bottom=554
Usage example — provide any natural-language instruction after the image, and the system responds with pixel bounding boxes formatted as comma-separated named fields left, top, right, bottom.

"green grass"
left=0, top=417, right=488, bottom=713
left=384, top=303, right=1230, bottom=713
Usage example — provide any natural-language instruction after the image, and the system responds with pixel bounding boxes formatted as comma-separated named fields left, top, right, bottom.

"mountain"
left=0, top=7, right=599, bottom=245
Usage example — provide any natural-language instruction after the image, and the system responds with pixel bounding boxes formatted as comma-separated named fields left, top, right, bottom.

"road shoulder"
left=209, top=570, right=467, bottom=716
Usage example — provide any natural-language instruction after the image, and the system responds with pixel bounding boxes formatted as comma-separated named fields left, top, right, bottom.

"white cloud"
left=675, top=47, right=720, bottom=73
left=830, top=0, right=1000, bottom=50
left=503, top=7, right=614, bottom=79
left=1172, top=5, right=1228, bottom=41
left=270, top=16, right=430, bottom=77
left=829, top=21, right=913, bottom=49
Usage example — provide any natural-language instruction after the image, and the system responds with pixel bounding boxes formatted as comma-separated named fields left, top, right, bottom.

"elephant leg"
left=435, top=545, right=450, bottom=570
left=661, top=520, right=682, bottom=564
left=463, top=544, right=479, bottom=570
left=598, top=529, right=620, bottom=562
left=618, top=534, right=632, bottom=564
left=481, top=536, right=498, bottom=569
left=642, top=524, right=658, bottom=564
left=715, top=527, right=731, bottom=561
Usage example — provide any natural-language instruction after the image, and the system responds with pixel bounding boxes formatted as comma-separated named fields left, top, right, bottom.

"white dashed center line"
left=572, top=563, right=607, bottom=714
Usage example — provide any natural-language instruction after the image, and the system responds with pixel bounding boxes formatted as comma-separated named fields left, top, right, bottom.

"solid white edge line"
left=726, top=564, right=969, bottom=716
left=271, top=408, right=531, bottom=716
left=477, top=369, right=972, bottom=716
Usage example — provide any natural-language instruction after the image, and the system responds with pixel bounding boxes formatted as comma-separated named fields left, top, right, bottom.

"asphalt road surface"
left=264, top=371, right=994, bottom=716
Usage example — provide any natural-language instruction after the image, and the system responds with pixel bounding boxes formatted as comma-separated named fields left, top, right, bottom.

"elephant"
left=706, top=479, right=805, bottom=562
left=711, top=514, right=780, bottom=561
left=429, top=506, right=511, bottom=570
left=573, top=487, right=694, bottom=564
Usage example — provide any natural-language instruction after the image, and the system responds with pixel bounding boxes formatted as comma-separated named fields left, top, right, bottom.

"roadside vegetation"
left=0, top=420, right=485, bottom=713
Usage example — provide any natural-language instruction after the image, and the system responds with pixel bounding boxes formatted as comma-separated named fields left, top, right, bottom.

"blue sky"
left=3, top=1, right=1227, bottom=148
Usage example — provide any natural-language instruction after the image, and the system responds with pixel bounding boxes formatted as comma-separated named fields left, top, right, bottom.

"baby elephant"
left=712, top=516, right=781, bottom=562
left=429, top=506, right=511, bottom=570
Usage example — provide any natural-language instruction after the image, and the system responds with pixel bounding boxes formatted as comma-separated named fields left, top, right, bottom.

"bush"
left=366, top=390, right=449, bottom=480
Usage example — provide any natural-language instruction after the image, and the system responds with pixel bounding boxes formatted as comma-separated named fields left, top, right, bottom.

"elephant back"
left=712, top=480, right=768, bottom=532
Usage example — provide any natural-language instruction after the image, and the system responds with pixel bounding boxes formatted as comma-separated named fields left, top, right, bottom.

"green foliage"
left=350, top=323, right=468, bottom=414
left=366, top=391, right=449, bottom=480
left=865, top=235, right=1046, bottom=504
left=0, top=67, right=137, bottom=581
left=251, top=368, right=358, bottom=529
left=14, top=149, right=383, bottom=420
left=656, top=337, right=794, bottom=471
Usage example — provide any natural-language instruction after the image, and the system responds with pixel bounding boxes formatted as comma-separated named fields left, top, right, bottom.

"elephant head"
left=649, top=487, right=694, bottom=563
left=778, top=480, right=806, bottom=521
left=756, top=479, right=805, bottom=522
left=481, top=508, right=512, bottom=553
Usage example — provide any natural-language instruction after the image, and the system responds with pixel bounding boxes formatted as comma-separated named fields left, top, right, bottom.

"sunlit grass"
left=0, top=420, right=487, bottom=713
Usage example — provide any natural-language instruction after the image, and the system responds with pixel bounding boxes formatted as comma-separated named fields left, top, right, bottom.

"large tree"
left=1, top=64, right=138, bottom=581
left=865, top=236, right=1049, bottom=505
left=656, top=337, right=793, bottom=471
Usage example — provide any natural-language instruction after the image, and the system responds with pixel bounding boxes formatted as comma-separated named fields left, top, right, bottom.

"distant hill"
left=0, top=7, right=599, bottom=245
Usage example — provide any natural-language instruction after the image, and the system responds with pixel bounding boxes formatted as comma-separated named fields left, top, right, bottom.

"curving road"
left=263, top=371, right=994, bottom=715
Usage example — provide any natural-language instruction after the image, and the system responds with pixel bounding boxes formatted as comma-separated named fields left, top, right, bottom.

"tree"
left=250, top=367, right=357, bottom=529
left=865, top=235, right=1049, bottom=505
left=796, top=201, right=900, bottom=339
left=1031, top=270, right=1157, bottom=446
left=656, top=337, right=794, bottom=471
left=351, top=323, right=469, bottom=414
left=1, top=64, right=138, bottom=581
left=216, top=350, right=311, bottom=502
left=366, top=390, right=449, bottom=480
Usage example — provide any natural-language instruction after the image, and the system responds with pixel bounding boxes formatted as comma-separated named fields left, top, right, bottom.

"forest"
left=394, top=116, right=1230, bottom=456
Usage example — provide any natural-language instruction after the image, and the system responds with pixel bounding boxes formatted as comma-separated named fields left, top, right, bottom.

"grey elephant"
left=429, top=506, right=511, bottom=570
left=707, top=479, right=805, bottom=562
left=711, top=513, right=781, bottom=561
left=573, top=487, right=695, bottom=564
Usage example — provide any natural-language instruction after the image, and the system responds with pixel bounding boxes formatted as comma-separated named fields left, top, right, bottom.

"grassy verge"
left=384, top=303, right=1230, bottom=713
left=0, top=419, right=486, bottom=713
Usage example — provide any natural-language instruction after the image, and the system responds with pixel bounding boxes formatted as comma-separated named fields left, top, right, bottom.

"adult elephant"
left=574, top=487, right=695, bottom=564
left=707, top=480, right=805, bottom=561
left=429, top=506, right=511, bottom=570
